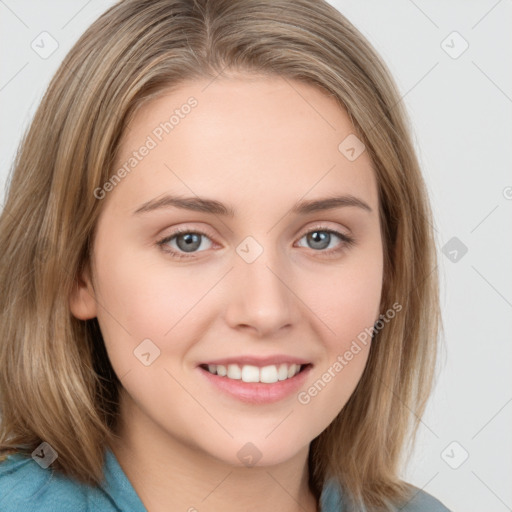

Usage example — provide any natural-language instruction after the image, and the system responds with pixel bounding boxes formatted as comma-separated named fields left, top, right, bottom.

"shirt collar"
left=100, top=446, right=147, bottom=511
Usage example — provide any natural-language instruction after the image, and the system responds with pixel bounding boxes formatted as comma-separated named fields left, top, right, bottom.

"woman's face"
left=71, top=75, right=383, bottom=467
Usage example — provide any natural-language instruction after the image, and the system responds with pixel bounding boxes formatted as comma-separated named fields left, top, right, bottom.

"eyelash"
left=156, top=225, right=355, bottom=260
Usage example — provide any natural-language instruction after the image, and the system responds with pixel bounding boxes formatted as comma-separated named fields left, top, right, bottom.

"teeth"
left=261, top=365, right=278, bottom=383
left=204, top=363, right=303, bottom=383
left=227, top=364, right=242, bottom=379
left=241, top=365, right=259, bottom=383
left=277, top=363, right=289, bottom=381
left=288, top=364, right=298, bottom=378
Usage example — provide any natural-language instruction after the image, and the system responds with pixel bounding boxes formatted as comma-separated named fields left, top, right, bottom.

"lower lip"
left=197, top=365, right=313, bottom=404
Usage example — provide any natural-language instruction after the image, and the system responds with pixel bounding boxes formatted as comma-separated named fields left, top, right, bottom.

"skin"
left=70, top=74, right=383, bottom=512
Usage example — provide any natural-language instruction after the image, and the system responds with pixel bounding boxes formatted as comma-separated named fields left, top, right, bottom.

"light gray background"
left=1, top=1, right=511, bottom=511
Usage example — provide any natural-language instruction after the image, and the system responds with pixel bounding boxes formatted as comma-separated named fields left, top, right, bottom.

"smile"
left=197, top=363, right=313, bottom=404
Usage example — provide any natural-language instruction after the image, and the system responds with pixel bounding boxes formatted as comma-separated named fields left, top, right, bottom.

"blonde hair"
left=0, top=0, right=441, bottom=509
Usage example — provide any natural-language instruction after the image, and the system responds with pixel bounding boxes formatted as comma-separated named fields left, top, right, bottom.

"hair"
left=0, top=0, right=442, bottom=510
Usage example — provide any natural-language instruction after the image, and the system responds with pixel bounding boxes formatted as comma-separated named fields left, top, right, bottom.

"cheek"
left=94, top=223, right=205, bottom=325
left=91, top=237, right=189, bottom=367
left=293, top=249, right=382, bottom=416
left=301, top=247, right=383, bottom=347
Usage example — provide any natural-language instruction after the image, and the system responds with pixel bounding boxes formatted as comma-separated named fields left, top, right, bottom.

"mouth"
left=197, top=361, right=314, bottom=404
left=198, top=362, right=313, bottom=384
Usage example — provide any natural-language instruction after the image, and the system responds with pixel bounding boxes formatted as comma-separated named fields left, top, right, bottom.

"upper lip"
left=198, top=355, right=312, bottom=368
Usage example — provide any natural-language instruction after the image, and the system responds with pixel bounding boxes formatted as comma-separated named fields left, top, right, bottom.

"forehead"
left=107, top=75, right=378, bottom=216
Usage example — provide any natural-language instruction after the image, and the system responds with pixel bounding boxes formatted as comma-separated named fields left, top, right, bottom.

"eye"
left=157, top=228, right=214, bottom=260
left=296, top=225, right=355, bottom=257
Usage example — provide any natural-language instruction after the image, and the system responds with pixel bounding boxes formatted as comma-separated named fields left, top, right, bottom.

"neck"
left=109, top=392, right=319, bottom=512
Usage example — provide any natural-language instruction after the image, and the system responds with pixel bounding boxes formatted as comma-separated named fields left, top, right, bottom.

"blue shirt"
left=0, top=448, right=451, bottom=511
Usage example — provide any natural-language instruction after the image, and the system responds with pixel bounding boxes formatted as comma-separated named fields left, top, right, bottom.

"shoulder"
left=320, top=478, right=452, bottom=512
left=397, top=486, right=452, bottom=512
left=0, top=452, right=115, bottom=512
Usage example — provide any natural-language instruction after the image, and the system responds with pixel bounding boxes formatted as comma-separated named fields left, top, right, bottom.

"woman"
left=0, top=0, right=449, bottom=510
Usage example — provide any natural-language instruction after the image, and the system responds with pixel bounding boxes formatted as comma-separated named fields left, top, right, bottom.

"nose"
left=224, top=247, right=299, bottom=337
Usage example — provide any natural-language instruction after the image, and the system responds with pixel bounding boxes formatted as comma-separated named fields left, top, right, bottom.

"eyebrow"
left=132, top=193, right=372, bottom=217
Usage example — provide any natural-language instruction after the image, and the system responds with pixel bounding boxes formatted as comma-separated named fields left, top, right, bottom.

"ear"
left=69, top=260, right=98, bottom=320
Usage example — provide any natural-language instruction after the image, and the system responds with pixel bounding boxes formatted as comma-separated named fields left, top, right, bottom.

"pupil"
left=178, top=233, right=200, bottom=252
left=309, top=231, right=329, bottom=249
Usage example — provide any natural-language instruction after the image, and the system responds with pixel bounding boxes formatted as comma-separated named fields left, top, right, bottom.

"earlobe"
left=69, top=261, right=98, bottom=320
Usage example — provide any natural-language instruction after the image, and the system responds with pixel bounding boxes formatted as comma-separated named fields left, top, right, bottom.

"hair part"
left=0, top=1, right=441, bottom=509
